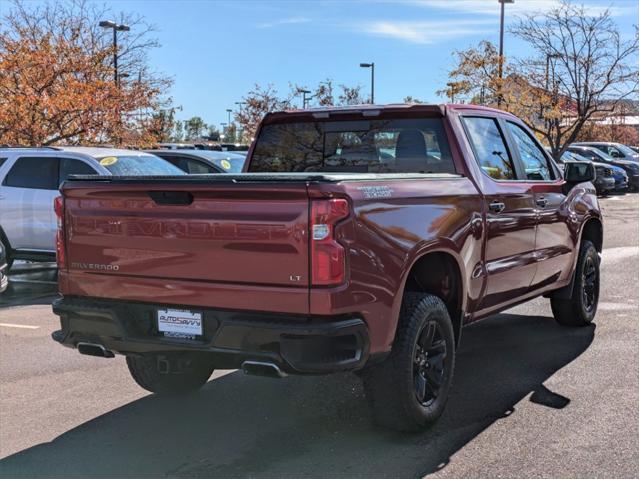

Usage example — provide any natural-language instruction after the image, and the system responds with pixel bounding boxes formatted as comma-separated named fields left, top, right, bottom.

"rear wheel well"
left=403, top=252, right=463, bottom=345
left=581, top=218, right=603, bottom=253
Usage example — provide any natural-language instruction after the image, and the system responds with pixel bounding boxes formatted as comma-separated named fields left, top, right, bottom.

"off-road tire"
left=551, top=240, right=600, bottom=327
left=126, top=352, right=214, bottom=395
left=362, top=293, right=455, bottom=432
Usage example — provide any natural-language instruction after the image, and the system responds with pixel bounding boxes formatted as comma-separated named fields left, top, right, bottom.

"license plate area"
left=157, top=308, right=203, bottom=340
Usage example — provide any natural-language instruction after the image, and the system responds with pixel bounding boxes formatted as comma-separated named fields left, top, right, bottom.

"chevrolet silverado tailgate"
left=61, top=178, right=310, bottom=289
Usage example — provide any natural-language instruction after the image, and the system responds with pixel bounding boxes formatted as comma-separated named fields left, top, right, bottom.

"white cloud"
left=404, top=0, right=636, bottom=17
left=360, top=19, right=494, bottom=44
left=258, top=16, right=311, bottom=29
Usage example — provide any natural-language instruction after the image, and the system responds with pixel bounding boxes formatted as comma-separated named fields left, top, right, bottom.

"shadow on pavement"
left=0, top=263, right=58, bottom=308
left=0, top=313, right=594, bottom=478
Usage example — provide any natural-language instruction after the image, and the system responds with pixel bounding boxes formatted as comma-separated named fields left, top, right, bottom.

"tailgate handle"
left=148, top=191, right=194, bottom=206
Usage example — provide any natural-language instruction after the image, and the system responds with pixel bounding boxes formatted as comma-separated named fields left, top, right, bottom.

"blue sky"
left=100, top=0, right=638, bottom=126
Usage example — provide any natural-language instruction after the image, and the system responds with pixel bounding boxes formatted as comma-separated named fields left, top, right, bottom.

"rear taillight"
left=54, top=196, right=66, bottom=269
left=310, top=198, right=349, bottom=286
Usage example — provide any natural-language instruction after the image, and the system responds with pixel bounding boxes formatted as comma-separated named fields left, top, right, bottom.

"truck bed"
left=65, top=172, right=461, bottom=184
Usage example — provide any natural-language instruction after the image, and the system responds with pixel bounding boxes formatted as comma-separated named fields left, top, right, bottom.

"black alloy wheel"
left=413, top=320, right=447, bottom=406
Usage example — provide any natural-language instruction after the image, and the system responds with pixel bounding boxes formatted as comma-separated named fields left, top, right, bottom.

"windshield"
left=614, top=144, right=639, bottom=157
left=571, top=147, right=613, bottom=162
left=97, top=154, right=185, bottom=175
left=249, top=118, right=455, bottom=174
left=562, top=151, right=589, bottom=162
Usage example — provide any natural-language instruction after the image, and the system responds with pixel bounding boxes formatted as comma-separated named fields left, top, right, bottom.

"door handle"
left=536, top=197, right=548, bottom=208
left=489, top=201, right=505, bottom=213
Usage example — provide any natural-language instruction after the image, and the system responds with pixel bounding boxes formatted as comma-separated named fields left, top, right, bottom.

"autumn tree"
left=403, top=96, right=424, bottom=104
left=235, top=84, right=294, bottom=141
left=509, top=1, right=639, bottom=157
left=148, top=108, right=178, bottom=143
left=338, top=84, right=365, bottom=105
left=438, top=40, right=501, bottom=105
left=0, top=0, right=172, bottom=146
left=236, top=80, right=366, bottom=140
left=442, top=1, right=639, bottom=158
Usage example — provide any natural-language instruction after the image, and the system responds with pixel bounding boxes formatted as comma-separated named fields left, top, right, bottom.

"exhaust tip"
left=242, top=361, right=287, bottom=378
left=77, top=342, right=115, bottom=358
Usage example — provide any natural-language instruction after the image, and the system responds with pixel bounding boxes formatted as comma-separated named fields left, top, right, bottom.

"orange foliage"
left=0, top=2, right=171, bottom=147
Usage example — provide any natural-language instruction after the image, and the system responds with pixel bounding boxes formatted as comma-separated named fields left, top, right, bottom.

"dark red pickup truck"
left=52, top=104, right=602, bottom=431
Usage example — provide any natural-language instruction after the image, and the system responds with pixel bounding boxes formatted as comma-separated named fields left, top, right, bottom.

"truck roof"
left=267, top=103, right=512, bottom=122
left=0, top=145, right=153, bottom=159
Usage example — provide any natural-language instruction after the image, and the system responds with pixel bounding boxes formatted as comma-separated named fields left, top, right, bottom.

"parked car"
left=572, top=142, right=639, bottom=163
left=0, top=147, right=184, bottom=266
left=220, top=143, right=250, bottom=152
left=557, top=151, right=625, bottom=193
left=146, top=149, right=247, bottom=174
left=0, top=240, right=8, bottom=293
left=568, top=144, right=639, bottom=191
left=52, top=104, right=602, bottom=432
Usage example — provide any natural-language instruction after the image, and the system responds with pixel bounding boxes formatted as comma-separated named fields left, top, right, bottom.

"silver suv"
left=0, top=146, right=183, bottom=267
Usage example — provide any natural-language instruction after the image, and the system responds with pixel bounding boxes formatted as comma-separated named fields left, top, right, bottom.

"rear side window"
left=0, top=158, right=7, bottom=169
left=186, top=159, right=217, bottom=174
left=506, top=122, right=554, bottom=181
left=2, top=157, right=58, bottom=190
left=249, top=118, right=455, bottom=174
left=462, top=117, right=515, bottom=180
left=158, top=155, right=188, bottom=171
left=59, top=158, right=97, bottom=183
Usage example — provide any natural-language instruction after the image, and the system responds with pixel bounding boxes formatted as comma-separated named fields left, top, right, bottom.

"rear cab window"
left=249, top=118, right=456, bottom=174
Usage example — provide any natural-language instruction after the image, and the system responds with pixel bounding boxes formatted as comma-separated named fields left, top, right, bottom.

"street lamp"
left=497, top=0, right=514, bottom=106
left=235, top=102, right=246, bottom=143
left=545, top=53, right=562, bottom=91
left=299, top=89, right=311, bottom=109
left=226, top=109, right=232, bottom=125
left=99, top=20, right=130, bottom=87
left=359, top=62, right=375, bottom=104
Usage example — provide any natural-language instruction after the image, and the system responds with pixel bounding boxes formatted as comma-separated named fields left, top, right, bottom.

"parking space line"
left=0, top=323, right=40, bottom=330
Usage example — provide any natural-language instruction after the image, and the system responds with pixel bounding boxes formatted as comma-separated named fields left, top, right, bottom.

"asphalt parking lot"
left=0, top=194, right=637, bottom=479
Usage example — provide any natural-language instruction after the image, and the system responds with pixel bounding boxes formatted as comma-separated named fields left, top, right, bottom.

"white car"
left=0, top=146, right=184, bottom=267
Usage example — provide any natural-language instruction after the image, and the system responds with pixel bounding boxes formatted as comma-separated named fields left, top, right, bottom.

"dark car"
left=572, top=142, right=639, bottom=163
left=145, top=150, right=247, bottom=174
left=568, top=145, right=639, bottom=191
left=0, top=240, right=8, bottom=293
left=559, top=151, right=626, bottom=193
left=54, top=104, right=602, bottom=432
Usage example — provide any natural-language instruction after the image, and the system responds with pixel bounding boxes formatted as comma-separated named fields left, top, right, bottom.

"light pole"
left=497, top=0, right=513, bottom=106
left=300, top=89, right=311, bottom=109
left=235, top=102, right=246, bottom=143
left=99, top=20, right=130, bottom=87
left=545, top=53, right=561, bottom=91
left=360, top=62, right=375, bottom=103
left=226, top=109, right=232, bottom=125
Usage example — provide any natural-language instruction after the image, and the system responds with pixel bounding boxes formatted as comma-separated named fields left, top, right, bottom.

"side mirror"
left=563, top=161, right=595, bottom=188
